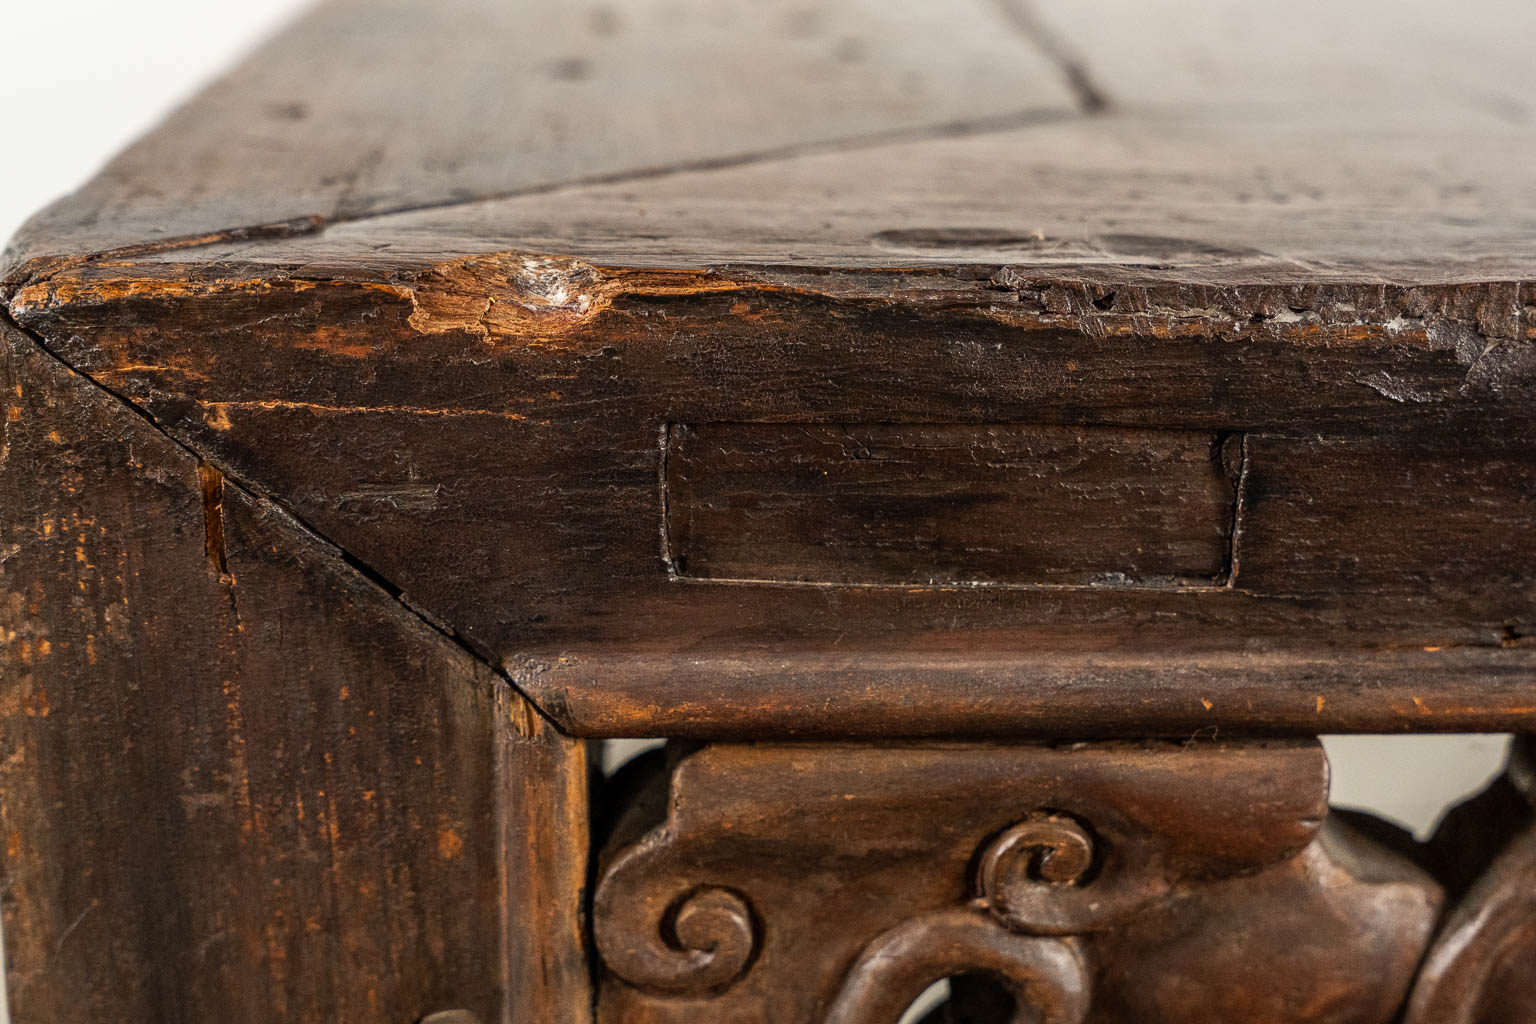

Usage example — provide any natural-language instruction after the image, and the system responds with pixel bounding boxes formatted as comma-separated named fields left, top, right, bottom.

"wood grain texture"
left=4, top=4, right=1534, bottom=1015
left=8, top=254, right=1533, bottom=736
left=664, top=423, right=1239, bottom=587
left=0, top=322, right=591, bottom=1023
left=1, top=0, right=1075, bottom=282
left=1032, top=0, right=1536, bottom=114
left=593, top=740, right=1441, bottom=1024
left=3, top=0, right=1535, bottom=737
left=171, top=106, right=1536, bottom=279
left=1237, top=436, right=1536, bottom=601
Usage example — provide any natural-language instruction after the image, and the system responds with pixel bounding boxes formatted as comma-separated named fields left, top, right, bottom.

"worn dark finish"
left=0, top=0, right=1076, bottom=280
left=4, top=0, right=1536, bottom=739
left=1406, top=737, right=1536, bottom=1024
left=0, top=322, right=591, bottom=1023
left=5, top=0, right=1536, bottom=1019
left=664, top=423, right=1239, bottom=588
left=592, top=740, right=1441, bottom=1024
left=8, top=253, right=1536, bottom=737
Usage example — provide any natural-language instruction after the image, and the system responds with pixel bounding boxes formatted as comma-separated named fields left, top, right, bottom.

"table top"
left=9, top=0, right=1536, bottom=282
left=4, top=0, right=1534, bottom=737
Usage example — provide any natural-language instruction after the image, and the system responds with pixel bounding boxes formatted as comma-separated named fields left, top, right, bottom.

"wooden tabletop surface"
left=4, top=0, right=1535, bottom=737
left=8, top=0, right=1536, bottom=282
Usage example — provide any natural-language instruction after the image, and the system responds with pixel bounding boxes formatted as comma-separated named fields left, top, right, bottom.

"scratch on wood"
left=657, top=423, right=679, bottom=578
left=990, top=0, right=1111, bottom=112
left=197, top=462, right=230, bottom=581
left=1224, top=433, right=1251, bottom=588
left=53, top=904, right=97, bottom=955
left=199, top=399, right=536, bottom=420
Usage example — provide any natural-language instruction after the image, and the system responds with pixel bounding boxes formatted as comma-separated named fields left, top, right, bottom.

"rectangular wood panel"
left=664, top=423, right=1239, bottom=587
left=1237, top=435, right=1536, bottom=604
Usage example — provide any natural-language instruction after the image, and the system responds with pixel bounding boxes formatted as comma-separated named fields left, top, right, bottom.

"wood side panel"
left=498, top=689, right=594, bottom=1024
left=0, top=324, right=591, bottom=1023
left=666, top=422, right=1237, bottom=586
left=8, top=264, right=1535, bottom=736
left=1238, top=436, right=1536, bottom=605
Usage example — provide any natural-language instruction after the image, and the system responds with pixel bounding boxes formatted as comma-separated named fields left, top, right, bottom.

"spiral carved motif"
left=979, top=813, right=1116, bottom=935
left=593, top=880, right=757, bottom=994
left=981, top=815, right=1097, bottom=889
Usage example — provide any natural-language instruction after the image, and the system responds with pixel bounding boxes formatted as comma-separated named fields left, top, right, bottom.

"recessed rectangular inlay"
left=663, top=423, right=1241, bottom=587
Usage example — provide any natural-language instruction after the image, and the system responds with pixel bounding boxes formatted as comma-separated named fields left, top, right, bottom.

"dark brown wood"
left=6, top=0, right=1536, bottom=1018
left=4, top=0, right=1536, bottom=738
left=1239, top=435, right=1536, bottom=599
left=0, top=0, right=1076, bottom=283
left=665, top=423, right=1239, bottom=588
left=0, top=322, right=591, bottom=1023
left=1406, top=737, right=1536, bottom=1024
left=591, top=740, right=1441, bottom=1023
left=7, top=254, right=1536, bottom=737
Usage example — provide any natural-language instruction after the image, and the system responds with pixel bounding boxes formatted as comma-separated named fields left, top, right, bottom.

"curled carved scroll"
left=978, top=813, right=1108, bottom=934
left=977, top=811, right=1178, bottom=935
left=824, top=909, right=1089, bottom=1024
left=593, top=827, right=758, bottom=994
left=980, top=815, right=1096, bottom=890
left=593, top=877, right=756, bottom=993
left=593, top=740, right=1440, bottom=1024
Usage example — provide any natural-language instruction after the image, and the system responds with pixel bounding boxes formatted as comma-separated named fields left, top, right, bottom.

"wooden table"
left=2, top=1, right=1533, bottom=1021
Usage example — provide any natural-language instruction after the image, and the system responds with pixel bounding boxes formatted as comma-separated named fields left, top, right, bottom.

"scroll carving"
left=977, top=812, right=1173, bottom=935
left=592, top=853, right=757, bottom=994
left=592, top=740, right=1442, bottom=1024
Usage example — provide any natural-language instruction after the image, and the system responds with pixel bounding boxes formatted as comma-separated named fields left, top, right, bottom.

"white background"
left=1, top=1, right=314, bottom=246
left=0, top=3, right=1515, bottom=1020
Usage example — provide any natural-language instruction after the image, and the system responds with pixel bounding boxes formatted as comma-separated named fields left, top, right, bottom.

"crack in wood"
left=0, top=305, right=570, bottom=734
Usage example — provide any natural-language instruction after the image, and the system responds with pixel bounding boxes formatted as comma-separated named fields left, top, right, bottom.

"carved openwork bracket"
left=592, top=740, right=1446, bottom=1023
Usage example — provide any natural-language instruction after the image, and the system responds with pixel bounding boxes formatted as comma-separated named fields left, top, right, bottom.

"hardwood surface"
left=4, top=0, right=1535, bottom=741
left=5, top=3, right=1536, bottom=1020
left=594, top=740, right=1440, bottom=1024
left=663, top=422, right=1240, bottom=588
left=0, top=322, right=591, bottom=1023
left=1, top=0, right=1077, bottom=280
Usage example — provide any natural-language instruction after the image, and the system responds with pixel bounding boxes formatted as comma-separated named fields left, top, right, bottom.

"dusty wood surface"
left=1, top=0, right=1077, bottom=281
left=3, top=0, right=1535, bottom=739
left=0, top=322, right=591, bottom=1023
left=10, top=251, right=1532, bottom=736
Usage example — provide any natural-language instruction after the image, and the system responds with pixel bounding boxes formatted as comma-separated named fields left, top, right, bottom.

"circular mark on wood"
left=872, top=228, right=1267, bottom=264
left=1094, top=233, right=1267, bottom=262
left=872, top=228, right=1082, bottom=253
left=548, top=56, right=593, bottom=81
